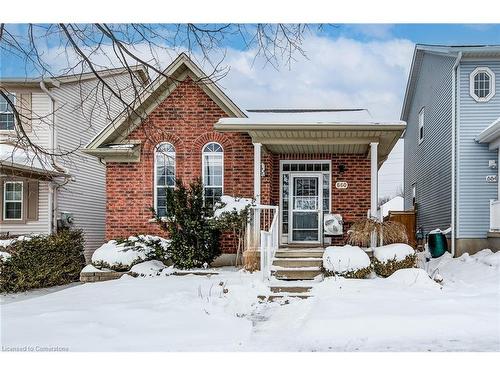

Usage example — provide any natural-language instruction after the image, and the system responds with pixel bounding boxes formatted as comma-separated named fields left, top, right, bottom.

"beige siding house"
left=0, top=67, right=148, bottom=259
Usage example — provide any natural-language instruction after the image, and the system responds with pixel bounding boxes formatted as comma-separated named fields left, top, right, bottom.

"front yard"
left=1, top=251, right=499, bottom=351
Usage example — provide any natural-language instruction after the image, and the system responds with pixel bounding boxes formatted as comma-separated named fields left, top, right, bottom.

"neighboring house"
left=84, top=53, right=404, bottom=265
left=380, top=196, right=404, bottom=218
left=401, top=44, right=500, bottom=255
left=0, top=67, right=149, bottom=259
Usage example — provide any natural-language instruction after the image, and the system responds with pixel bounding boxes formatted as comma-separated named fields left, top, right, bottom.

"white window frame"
left=418, top=107, right=425, bottom=144
left=3, top=181, right=23, bottom=221
left=470, top=67, right=495, bottom=102
left=153, top=142, right=176, bottom=218
left=0, top=93, right=16, bottom=132
left=202, top=142, right=224, bottom=206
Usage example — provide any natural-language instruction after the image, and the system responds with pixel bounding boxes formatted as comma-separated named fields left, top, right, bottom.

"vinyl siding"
left=52, top=73, right=143, bottom=259
left=457, top=61, right=500, bottom=238
left=29, top=92, right=52, bottom=150
left=404, top=53, right=455, bottom=234
left=0, top=181, right=51, bottom=235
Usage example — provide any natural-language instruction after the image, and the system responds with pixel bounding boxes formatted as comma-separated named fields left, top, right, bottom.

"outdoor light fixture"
left=338, top=164, right=346, bottom=174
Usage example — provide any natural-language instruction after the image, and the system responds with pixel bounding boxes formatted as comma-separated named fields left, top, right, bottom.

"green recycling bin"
left=428, top=232, right=448, bottom=258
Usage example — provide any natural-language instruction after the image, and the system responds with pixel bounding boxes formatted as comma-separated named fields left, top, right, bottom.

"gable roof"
left=0, top=65, right=150, bottom=89
left=400, top=44, right=500, bottom=122
left=84, top=53, right=246, bottom=153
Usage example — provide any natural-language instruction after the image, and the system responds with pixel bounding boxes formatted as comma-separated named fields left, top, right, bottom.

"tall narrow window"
left=418, top=107, right=425, bottom=144
left=202, top=142, right=223, bottom=207
left=155, top=143, right=175, bottom=217
left=3, top=181, right=23, bottom=220
left=0, top=93, right=15, bottom=131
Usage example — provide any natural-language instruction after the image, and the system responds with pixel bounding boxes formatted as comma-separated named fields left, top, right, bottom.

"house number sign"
left=486, top=175, right=497, bottom=183
left=335, top=181, right=348, bottom=189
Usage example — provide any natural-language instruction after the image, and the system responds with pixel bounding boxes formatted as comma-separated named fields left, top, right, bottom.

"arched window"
left=202, top=142, right=223, bottom=207
left=154, top=142, right=175, bottom=217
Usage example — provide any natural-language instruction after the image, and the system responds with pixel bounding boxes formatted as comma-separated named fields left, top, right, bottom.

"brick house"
left=84, top=53, right=405, bottom=265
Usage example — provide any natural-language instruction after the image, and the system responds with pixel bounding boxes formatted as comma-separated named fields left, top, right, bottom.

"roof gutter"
left=451, top=51, right=462, bottom=258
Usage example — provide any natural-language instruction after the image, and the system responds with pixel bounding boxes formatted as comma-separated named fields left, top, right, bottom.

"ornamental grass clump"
left=347, top=218, right=408, bottom=247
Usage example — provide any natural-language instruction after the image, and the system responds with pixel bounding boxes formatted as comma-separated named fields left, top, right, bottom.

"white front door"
left=289, top=174, right=322, bottom=243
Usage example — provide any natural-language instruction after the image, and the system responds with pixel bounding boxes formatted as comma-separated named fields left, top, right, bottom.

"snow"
left=214, top=195, right=253, bottom=217
left=1, top=250, right=499, bottom=351
left=380, top=196, right=404, bottom=217
left=81, top=264, right=111, bottom=273
left=129, top=260, right=167, bottom=277
left=218, top=109, right=406, bottom=125
left=0, top=143, right=62, bottom=174
left=385, top=268, right=440, bottom=289
left=374, top=243, right=415, bottom=262
left=91, top=235, right=170, bottom=269
left=428, top=227, right=452, bottom=235
left=323, top=245, right=371, bottom=273
left=0, top=235, right=31, bottom=248
left=0, top=251, right=12, bottom=261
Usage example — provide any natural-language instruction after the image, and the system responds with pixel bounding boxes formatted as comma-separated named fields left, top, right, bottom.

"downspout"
left=39, top=80, right=60, bottom=234
left=451, top=52, right=462, bottom=257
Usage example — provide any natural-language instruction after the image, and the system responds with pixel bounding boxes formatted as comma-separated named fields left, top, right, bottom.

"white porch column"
left=253, top=142, right=262, bottom=204
left=370, top=142, right=379, bottom=219
left=370, top=142, right=379, bottom=249
left=253, top=143, right=262, bottom=250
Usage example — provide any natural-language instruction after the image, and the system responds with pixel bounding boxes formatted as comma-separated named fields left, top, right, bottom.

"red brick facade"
left=105, top=77, right=371, bottom=252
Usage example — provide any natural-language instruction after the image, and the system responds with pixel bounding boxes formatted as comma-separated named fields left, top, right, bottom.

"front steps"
left=259, top=248, right=324, bottom=302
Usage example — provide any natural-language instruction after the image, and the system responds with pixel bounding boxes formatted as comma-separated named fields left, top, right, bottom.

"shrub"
left=347, top=218, right=408, bottom=247
left=0, top=230, right=85, bottom=293
left=91, top=235, right=170, bottom=272
left=322, top=266, right=372, bottom=279
left=153, top=178, right=221, bottom=269
left=322, top=245, right=372, bottom=279
left=373, top=254, right=417, bottom=277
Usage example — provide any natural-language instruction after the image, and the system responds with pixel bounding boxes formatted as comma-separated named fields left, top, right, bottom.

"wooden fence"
left=384, top=210, right=417, bottom=248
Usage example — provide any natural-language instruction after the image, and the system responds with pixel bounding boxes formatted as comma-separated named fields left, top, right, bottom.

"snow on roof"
left=381, top=196, right=404, bottom=217
left=219, top=108, right=404, bottom=125
left=0, top=143, right=62, bottom=175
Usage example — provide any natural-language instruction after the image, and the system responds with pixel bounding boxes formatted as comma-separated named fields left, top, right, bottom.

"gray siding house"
left=0, top=67, right=148, bottom=259
left=402, top=44, right=500, bottom=255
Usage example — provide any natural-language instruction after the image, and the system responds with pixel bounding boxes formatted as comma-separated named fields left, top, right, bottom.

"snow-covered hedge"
left=373, top=243, right=417, bottom=277
left=91, top=235, right=170, bottom=272
left=322, top=245, right=372, bottom=278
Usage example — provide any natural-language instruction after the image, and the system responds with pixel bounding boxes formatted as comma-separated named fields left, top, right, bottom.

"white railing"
left=246, top=205, right=279, bottom=281
left=490, top=200, right=500, bottom=231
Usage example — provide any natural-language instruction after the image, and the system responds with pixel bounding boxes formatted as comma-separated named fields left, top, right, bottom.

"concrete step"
left=258, top=293, right=312, bottom=302
left=269, top=285, right=312, bottom=293
left=272, top=258, right=323, bottom=268
left=272, top=268, right=323, bottom=280
left=275, top=250, right=324, bottom=259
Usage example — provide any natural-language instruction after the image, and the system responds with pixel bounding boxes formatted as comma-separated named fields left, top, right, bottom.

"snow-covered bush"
left=322, top=245, right=372, bottom=278
left=129, top=260, right=171, bottom=277
left=91, top=235, right=170, bottom=272
left=373, top=243, right=416, bottom=277
left=0, top=230, right=85, bottom=293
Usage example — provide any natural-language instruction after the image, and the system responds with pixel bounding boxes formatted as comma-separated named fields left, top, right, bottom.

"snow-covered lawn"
left=1, top=252, right=499, bottom=351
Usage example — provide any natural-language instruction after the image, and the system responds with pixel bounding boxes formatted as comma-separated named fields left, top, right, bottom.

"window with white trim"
left=202, top=142, right=223, bottom=207
left=418, top=107, right=425, bottom=144
left=3, top=181, right=23, bottom=220
left=470, top=67, right=495, bottom=102
left=0, top=93, right=15, bottom=131
left=155, top=142, right=175, bottom=217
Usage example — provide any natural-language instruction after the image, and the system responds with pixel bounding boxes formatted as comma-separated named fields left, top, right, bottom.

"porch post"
left=370, top=142, right=379, bottom=219
left=253, top=142, right=262, bottom=204
left=253, top=143, right=262, bottom=250
left=370, top=142, right=379, bottom=249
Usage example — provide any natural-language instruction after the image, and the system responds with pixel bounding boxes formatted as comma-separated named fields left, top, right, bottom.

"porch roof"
left=214, top=109, right=405, bottom=166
